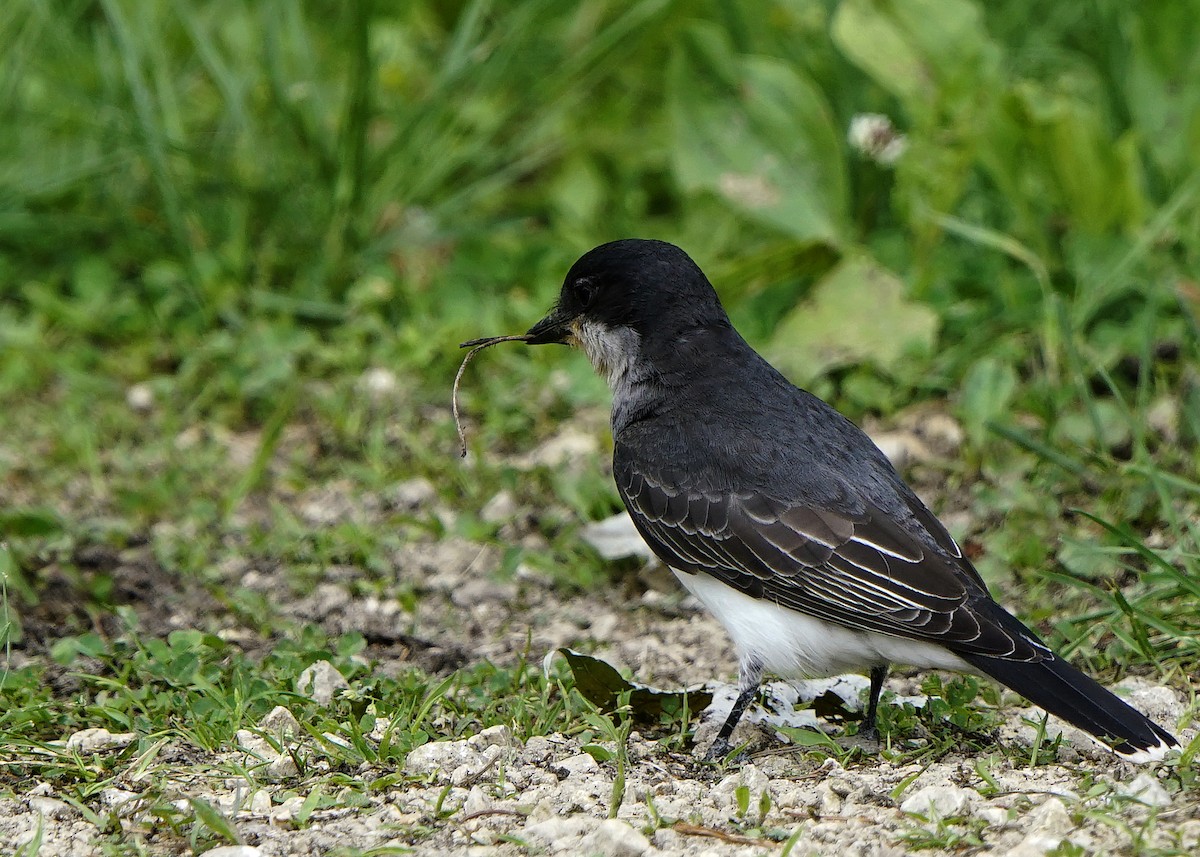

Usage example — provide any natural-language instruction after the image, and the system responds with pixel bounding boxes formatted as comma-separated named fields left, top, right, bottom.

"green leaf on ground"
left=551, top=648, right=711, bottom=722
left=769, top=256, right=938, bottom=383
left=0, top=508, right=65, bottom=539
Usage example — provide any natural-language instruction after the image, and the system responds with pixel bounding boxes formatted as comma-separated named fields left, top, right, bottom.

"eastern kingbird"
left=523, top=238, right=1177, bottom=762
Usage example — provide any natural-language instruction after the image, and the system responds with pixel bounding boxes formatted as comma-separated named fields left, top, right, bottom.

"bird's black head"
left=525, top=239, right=730, bottom=383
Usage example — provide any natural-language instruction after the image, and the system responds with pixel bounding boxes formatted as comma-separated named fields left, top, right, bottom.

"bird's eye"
left=574, top=278, right=598, bottom=309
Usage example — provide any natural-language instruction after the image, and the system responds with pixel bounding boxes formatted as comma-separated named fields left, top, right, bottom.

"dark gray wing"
left=616, top=458, right=1047, bottom=662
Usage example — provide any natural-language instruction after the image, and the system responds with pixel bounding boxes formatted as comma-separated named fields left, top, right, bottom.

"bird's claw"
left=703, top=737, right=732, bottom=762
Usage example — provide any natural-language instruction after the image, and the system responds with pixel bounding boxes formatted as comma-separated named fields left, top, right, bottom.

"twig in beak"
left=452, top=334, right=532, bottom=458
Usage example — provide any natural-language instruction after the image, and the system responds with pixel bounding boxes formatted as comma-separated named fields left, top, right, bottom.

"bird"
left=520, top=237, right=1178, bottom=763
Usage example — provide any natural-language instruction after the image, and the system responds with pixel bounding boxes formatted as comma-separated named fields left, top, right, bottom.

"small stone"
left=1002, top=797, right=1075, bottom=856
left=553, top=752, right=601, bottom=778
left=236, top=729, right=299, bottom=779
left=1147, top=397, right=1179, bottom=442
left=269, top=795, right=305, bottom=823
left=126, top=383, right=155, bottom=412
left=268, top=754, right=299, bottom=778
left=1118, top=681, right=1182, bottom=725
left=869, top=431, right=929, bottom=469
left=513, top=427, right=599, bottom=469
left=359, top=367, right=398, bottom=399
left=577, top=818, right=652, bottom=856
left=468, top=724, right=516, bottom=751
left=899, top=784, right=977, bottom=817
left=581, top=513, right=656, bottom=561
left=1029, top=797, right=1074, bottom=836
left=1178, top=820, right=1200, bottom=851
left=451, top=745, right=503, bottom=786
left=1003, top=835, right=1069, bottom=857
left=462, top=785, right=490, bottom=817
left=390, top=477, right=437, bottom=510
left=405, top=739, right=484, bottom=783
left=587, top=612, right=619, bottom=641
left=236, top=729, right=265, bottom=752
left=913, top=411, right=965, bottom=455
left=28, top=797, right=75, bottom=819
left=246, top=790, right=273, bottom=815
left=467, top=829, right=498, bottom=847
left=977, top=805, right=1009, bottom=827
left=65, top=727, right=136, bottom=753
left=204, top=848, right=264, bottom=857
left=295, top=660, right=349, bottom=706
left=99, top=788, right=139, bottom=810
left=258, top=705, right=301, bottom=738
left=451, top=577, right=516, bottom=609
left=817, top=781, right=843, bottom=815
left=653, top=828, right=683, bottom=850
left=480, top=490, right=518, bottom=524
left=712, top=764, right=771, bottom=814
left=523, top=735, right=555, bottom=762
left=523, top=815, right=597, bottom=848
left=1118, top=772, right=1172, bottom=808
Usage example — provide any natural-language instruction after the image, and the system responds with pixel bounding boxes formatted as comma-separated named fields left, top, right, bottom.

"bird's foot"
left=703, top=736, right=732, bottom=762
left=703, top=736, right=753, bottom=764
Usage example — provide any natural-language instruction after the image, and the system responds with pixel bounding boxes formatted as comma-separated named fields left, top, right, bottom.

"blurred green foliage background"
left=2, top=0, right=1199, bottom=661
left=4, top=0, right=1198, bottom=419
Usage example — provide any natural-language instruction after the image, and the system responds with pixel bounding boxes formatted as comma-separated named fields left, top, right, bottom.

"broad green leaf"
left=832, top=0, right=996, bottom=108
left=958, top=357, right=1018, bottom=447
left=668, top=23, right=846, bottom=246
left=1011, top=82, right=1148, bottom=236
left=1127, top=6, right=1200, bottom=181
left=551, top=648, right=711, bottom=722
left=769, top=256, right=938, bottom=382
left=0, top=508, right=64, bottom=539
left=831, top=0, right=926, bottom=103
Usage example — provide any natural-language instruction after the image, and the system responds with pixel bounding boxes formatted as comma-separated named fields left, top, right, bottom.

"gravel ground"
left=3, top=422, right=1196, bottom=855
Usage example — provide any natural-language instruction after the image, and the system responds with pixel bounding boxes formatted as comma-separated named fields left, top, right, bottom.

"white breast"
left=673, top=569, right=977, bottom=678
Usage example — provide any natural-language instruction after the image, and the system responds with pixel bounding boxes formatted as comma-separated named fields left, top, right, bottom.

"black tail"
left=964, top=652, right=1177, bottom=761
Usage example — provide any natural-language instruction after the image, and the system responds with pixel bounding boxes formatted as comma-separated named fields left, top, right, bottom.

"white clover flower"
left=848, top=113, right=908, bottom=166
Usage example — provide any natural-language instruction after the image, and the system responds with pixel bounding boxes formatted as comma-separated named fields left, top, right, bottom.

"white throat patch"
left=571, top=318, right=643, bottom=392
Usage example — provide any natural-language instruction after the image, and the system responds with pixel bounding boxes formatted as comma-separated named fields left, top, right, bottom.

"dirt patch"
left=15, top=542, right=214, bottom=652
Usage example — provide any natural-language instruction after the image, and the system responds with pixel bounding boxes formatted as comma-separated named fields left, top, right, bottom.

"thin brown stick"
left=452, top=334, right=531, bottom=457
left=672, top=822, right=774, bottom=846
left=458, top=808, right=530, bottom=823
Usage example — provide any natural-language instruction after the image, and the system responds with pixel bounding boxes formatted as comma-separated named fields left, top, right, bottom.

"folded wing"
left=616, top=456, right=1047, bottom=662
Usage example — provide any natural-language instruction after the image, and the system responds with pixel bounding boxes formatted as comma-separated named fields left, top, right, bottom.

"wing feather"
left=615, top=456, right=1045, bottom=662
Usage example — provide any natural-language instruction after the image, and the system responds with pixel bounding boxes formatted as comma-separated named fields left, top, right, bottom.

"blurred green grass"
left=2, top=0, right=1198, bottom=739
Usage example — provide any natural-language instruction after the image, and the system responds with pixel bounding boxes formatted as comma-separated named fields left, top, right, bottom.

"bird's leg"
left=859, top=664, right=889, bottom=741
left=705, top=657, right=763, bottom=761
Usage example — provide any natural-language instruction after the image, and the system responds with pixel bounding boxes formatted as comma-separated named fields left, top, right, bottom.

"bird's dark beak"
left=525, top=306, right=574, bottom=345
